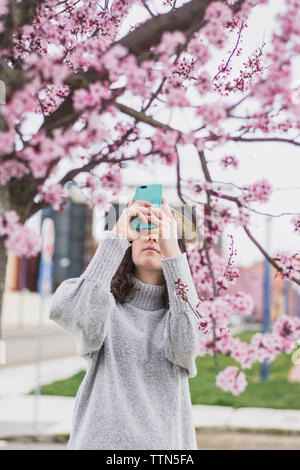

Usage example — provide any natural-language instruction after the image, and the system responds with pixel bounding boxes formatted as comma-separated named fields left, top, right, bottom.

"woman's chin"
left=141, top=256, right=161, bottom=267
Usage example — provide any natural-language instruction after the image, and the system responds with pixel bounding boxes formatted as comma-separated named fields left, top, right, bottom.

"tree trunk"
left=0, top=236, right=8, bottom=340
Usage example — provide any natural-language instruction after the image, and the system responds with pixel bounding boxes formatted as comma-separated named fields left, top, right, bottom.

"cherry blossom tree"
left=0, top=0, right=300, bottom=395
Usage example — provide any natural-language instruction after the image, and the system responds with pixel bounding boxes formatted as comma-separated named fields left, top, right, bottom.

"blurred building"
left=4, top=185, right=94, bottom=293
left=224, top=260, right=300, bottom=321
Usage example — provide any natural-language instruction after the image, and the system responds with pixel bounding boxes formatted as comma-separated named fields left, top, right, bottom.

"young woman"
left=49, top=196, right=201, bottom=450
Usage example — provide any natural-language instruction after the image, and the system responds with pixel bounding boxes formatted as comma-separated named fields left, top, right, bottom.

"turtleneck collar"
left=128, top=275, right=166, bottom=311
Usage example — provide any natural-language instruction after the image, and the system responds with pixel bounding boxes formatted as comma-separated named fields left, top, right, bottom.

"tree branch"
left=232, top=136, right=300, bottom=147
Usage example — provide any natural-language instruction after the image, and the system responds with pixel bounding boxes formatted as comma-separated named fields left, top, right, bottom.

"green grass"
left=27, top=370, right=87, bottom=398
left=28, top=329, right=300, bottom=409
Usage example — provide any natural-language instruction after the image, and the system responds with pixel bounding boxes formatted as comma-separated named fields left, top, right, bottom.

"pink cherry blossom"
left=234, top=207, right=251, bottom=227
left=240, top=179, right=273, bottom=204
left=196, top=71, right=213, bottom=95
left=151, top=129, right=179, bottom=165
left=0, top=210, right=20, bottom=237
left=220, top=155, right=239, bottom=169
left=291, top=215, right=300, bottom=235
left=156, top=31, right=186, bottom=56
left=4, top=224, right=42, bottom=258
left=187, top=38, right=211, bottom=65
left=166, top=88, right=191, bottom=107
left=37, top=183, right=68, bottom=211
left=202, top=22, right=229, bottom=49
left=204, top=2, right=233, bottom=25
left=73, top=81, right=111, bottom=111
left=100, top=167, right=122, bottom=196
left=197, top=102, right=227, bottom=127
left=216, top=366, right=248, bottom=396
left=273, top=251, right=300, bottom=279
left=0, top=160, right=30, bottom=185
left=0, top=130, right=15, bottom=154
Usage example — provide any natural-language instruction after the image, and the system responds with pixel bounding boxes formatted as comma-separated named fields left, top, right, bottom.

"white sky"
left=25, top=0, right=300, bottom=270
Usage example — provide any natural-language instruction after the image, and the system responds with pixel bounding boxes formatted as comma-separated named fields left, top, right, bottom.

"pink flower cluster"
left=81, top=174, right=114, bottom=211
left=100, top=167, right=122, bottom=196
left=0, top=210, right=42, bottom=257
left=1, top=80, right=40, bottom=127
left=196, top=103, right=227, bottom=128
left=250, top=332, right=284, bottom=363
left=220, top=155, right=239, bottom=169
left=73, top=81, right=112, bottom=111
left=291, top=215, right=300, bottom=235
left=196, top=71, right=213, bottom=95
left=240, top=179, right=273, bottom=204
left=187, top=36, right=211, bottom=66
left=223, top=291, right=254, bottom=316
left=234, top=207, right=251, bottom=227
left=23, top=51, right=71, bottom=87
left=101, top=44, right=129, bottom=83
left=155, top=30, right=186, bottom=56
left=151, top=129, right=179, bottom=165
left=0, top=130, right=15, bottom=155
left=188, top=246, right=228, bottom=295
left=273, top=251, right=300, bottom=279
left=0, top=160, right=30, bottom=185
left=6, top=125, right=95, bottom=181
left=215, top=46, right=264, bottom=96
left=37, top=183, right=67, bottom=211
left=199, top=292, right=253, bottom=334
left=216, top=366, right=248, bottom=396
left=0, top=0, right=8, bottom=31
left=166, top=88, right=191, bottom=108
left=117, top=54, right=151, bottom=99
left=202, top=2, right=233, bottom=49
left=204, top=2, right=233, bottom=24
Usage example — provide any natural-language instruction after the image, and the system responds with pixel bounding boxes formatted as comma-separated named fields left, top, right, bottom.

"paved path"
left=0, top=355, right=86, bottom=396
left=0, top=440, right=66, bottom=450
left=2, top=326, right=76, bottom=368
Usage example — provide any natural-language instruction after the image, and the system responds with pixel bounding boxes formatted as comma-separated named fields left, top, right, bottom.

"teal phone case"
left=130, top=184, right=163, bottom=230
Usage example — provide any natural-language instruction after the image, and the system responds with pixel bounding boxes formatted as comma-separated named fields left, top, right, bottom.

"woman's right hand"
left=111, top=196, right=153, bottom=242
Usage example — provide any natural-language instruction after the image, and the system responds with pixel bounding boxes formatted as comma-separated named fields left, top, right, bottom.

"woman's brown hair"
left=111, top=236, right=186, bottom=309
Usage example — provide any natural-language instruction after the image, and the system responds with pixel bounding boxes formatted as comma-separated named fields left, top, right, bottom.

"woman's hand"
left=145, top=197, right=182, bottom=259
left=111, top=196, right=153, bottom=242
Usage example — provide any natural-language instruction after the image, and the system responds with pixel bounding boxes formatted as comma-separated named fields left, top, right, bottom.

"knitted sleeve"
left=48, top=230, right=131, bottom=359
left=160, top=251, right=203, bottom=379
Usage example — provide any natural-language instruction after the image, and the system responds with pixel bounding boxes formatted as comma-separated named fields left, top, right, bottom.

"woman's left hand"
left=145, top=197, right=182, bottom=259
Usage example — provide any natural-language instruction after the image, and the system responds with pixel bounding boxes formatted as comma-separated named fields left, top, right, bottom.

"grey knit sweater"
left=48, top=230, right=202, bottom=450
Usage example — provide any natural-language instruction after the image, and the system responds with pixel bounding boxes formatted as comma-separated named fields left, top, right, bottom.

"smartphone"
left=130, top=184, right=163, bottom=230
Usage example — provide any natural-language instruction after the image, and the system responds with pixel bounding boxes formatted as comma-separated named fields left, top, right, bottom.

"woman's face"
left=131, top=229, right=163, bottom=271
